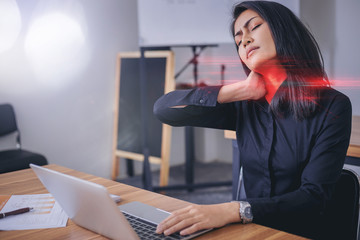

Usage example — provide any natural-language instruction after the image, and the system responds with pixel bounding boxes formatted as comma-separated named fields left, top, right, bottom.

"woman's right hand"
left=217, top=71, right=266, bottom=103
left=245, top=71, right=267, bottom=100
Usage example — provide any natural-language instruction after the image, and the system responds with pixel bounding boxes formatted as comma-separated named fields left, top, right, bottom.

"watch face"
left=245, top=206, right=253, bottom=218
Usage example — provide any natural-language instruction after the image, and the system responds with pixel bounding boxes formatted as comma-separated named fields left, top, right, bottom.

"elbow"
left=300, top=184, right=327, bottom=212
left=153, top=98, right=177, bottom=126
left=153, top=104, right=186, bottom=127
left=153, top=98, right=161, bottom=119
left=153, top=99, right=166, bottom=122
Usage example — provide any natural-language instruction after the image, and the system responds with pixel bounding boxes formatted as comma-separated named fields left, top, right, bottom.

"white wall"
left=300, top=0, right=360, bottom=115
left=0, top=0, right=139, bottom=178
left=333, top=0, right=360, bottom=115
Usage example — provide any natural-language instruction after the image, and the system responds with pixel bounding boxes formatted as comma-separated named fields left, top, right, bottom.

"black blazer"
left=154, top=85, right=352, bottom=238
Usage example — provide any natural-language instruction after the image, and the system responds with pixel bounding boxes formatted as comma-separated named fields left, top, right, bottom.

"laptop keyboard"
left=122, top=212, right=188, bottom=240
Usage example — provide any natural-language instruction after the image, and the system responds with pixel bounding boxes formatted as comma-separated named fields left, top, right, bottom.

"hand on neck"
left=255, top=63, right=287, bottom=104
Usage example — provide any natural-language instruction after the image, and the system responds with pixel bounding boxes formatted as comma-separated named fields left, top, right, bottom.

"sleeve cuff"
left=193, top=85, right=222, bottom=107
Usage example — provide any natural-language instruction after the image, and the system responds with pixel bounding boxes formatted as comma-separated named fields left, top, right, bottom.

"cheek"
left=238, top=48, right=247, bottom=62
left=266, top=42, right=277, bottom=59
left=264, top=33, right=277, bottom=57
left=271, top=43, right=277, bottom=57
left=238, top=51, right=254, bottom=70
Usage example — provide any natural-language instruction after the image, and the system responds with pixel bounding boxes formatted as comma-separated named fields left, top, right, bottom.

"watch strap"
left=232, top=201, right=253, bottom=224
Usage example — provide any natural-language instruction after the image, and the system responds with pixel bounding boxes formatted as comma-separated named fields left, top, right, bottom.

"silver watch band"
left=232, top=201, right=253, bottom=224
left=240, top=201, right=253, bottom=224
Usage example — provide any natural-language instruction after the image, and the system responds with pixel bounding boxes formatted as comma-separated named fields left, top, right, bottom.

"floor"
left=118, top=162, right=233, bottom=204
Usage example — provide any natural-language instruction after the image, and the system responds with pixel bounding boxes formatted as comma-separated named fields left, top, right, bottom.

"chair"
left=319, top=168, right=360, bottom=240
left=0, top=103, right=48, bottom=173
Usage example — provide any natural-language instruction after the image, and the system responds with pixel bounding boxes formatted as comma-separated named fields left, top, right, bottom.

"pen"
left=0, top=207, right=33, bottom=219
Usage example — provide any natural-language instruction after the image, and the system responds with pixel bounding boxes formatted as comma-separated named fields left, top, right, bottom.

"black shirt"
left=153, top=85, right=352, bottom=237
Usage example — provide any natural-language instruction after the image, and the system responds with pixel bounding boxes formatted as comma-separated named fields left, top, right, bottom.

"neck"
left=257, top=64, right=287, bottom=104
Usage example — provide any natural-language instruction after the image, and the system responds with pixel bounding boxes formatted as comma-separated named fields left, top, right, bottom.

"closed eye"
left=236, top=23, right=262, bottom=48
left=252, top=24, right=262, bottom=31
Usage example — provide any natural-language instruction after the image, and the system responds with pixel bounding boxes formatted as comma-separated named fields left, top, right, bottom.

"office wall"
left=300, top=0, right=360, bottom=115
left=0, top=0, right=139, bottom=178
left=333, top=0, right=360, bottom=115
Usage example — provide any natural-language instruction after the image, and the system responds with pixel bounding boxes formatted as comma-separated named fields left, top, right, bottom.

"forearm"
left=218, top=202, right=242, bottom=224
left=218, top=71, right=266, bottom=103
left=217, top=81, right=253, bottom=103
left=246, top=187, right=327, bottom=238
left=154, top=86, right=237, bottom=130
left=248, top=187, right=322, bottom=222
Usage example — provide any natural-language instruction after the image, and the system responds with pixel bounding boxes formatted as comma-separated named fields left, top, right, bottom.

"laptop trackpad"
left=118, top=201, right=171, bottom=225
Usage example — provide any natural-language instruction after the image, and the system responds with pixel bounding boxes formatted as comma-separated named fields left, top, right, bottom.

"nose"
left=242, top=33, right=253, bottom=47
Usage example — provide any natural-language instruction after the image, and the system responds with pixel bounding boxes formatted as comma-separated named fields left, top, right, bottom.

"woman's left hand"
left=156, top=202, right=241, bottom=236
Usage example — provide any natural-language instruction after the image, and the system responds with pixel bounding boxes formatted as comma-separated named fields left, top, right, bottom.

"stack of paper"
left=0, top=194, right=68, bottom=230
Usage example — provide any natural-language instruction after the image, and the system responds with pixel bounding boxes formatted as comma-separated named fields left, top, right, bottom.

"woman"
left=154, top=1, right=352, bottom=238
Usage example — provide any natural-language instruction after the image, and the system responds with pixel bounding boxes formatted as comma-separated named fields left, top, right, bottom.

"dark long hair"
left=231, top=1, right=330, bottom=121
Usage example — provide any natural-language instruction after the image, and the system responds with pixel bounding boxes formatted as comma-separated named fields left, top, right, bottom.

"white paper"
left=0, top=194, right=68, bottom=230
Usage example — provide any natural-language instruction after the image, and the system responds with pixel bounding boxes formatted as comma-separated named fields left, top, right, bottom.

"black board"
left=116, top=55, right=168, bottom=158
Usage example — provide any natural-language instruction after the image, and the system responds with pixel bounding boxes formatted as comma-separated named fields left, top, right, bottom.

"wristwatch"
left=239, top=201, right=253, bottom=224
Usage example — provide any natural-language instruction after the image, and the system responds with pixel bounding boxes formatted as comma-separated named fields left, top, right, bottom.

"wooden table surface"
left=0, top=165, right=306, bottom=240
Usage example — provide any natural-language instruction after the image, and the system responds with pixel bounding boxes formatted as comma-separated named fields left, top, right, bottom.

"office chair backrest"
left=0, top=104, right=18, bottom=137
left=0, top=103, right=48, bottom=173
left=320, top=168, right=360, bottom=240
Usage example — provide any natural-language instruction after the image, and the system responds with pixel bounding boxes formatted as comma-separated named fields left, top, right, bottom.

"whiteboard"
left=137, top=0, right=300, bottom=47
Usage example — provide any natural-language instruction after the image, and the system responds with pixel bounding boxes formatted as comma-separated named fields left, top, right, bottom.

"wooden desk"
left=0, top=165, right=305, bottom=240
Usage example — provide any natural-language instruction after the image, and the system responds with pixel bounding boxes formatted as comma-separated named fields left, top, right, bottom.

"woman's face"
left=234, top=9, right=277, bottom=72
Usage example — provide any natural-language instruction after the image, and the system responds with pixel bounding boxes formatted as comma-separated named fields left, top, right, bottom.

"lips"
left=246, top=46, right=259, bottom=59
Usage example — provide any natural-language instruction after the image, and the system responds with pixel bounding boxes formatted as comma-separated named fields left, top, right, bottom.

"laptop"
left=30, top=164, right=211, bottom=240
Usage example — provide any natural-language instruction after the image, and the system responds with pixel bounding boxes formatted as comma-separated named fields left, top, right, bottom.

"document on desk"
left=0, top=194, right=68, bottom=230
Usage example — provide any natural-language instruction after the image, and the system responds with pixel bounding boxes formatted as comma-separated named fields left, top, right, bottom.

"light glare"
left=25, top=12, right=89, bottom=88
left=0, top=0, right=21, bottom=53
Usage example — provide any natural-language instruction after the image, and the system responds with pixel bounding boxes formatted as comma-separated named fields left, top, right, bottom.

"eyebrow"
left=234, top=16, right=258, bottom=37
